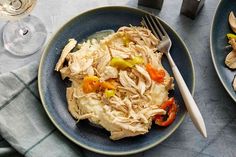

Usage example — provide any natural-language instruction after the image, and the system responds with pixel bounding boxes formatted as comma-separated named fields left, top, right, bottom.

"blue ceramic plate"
left=38, top=6, right=194, bottom=155
left=211, top=0, right=236, bottom=102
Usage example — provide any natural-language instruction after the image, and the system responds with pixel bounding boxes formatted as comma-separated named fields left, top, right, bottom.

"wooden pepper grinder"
left=138, top=0, right=164, bottom=9
left=180, top=0, right=205, bottom=19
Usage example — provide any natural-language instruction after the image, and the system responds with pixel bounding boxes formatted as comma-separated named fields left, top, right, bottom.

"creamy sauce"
left=87, top=29, right=115, bottom=41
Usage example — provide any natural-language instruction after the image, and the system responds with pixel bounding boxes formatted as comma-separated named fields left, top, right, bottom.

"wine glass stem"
left=17, top=19, right=29, bottom=35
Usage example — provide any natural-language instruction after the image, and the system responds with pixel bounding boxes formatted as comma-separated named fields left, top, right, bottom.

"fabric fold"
left=0, top=62, right=84, bottom=157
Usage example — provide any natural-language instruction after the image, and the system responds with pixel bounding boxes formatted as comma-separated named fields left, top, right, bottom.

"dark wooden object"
left=180, top=0, right=205, bottom=19
left=138, top=0, right=164, bottom=9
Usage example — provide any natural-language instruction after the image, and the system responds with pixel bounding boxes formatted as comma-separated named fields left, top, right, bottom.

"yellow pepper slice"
left=227, top=33, right=236, bottom=39
left=122, top=36, right=130, bottom=47
left=127, top=56, right=144, bottom=65
left=110, top=57, right=133, bottom=69
left=104, top=89, right=115, bottom=98
left=110, top=57, right=144, bottom=69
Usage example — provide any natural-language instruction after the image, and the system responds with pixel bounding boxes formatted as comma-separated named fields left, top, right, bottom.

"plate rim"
left=210, top=0, right=236, bottom=102
left=38, top=6, right=195, bottom=155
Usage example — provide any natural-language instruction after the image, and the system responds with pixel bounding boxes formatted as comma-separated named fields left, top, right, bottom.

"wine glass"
left=0, top=0, right=47, bottom=56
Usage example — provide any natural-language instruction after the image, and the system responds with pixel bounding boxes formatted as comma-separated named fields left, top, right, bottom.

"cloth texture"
left=0, top=62, right=84, bottom=157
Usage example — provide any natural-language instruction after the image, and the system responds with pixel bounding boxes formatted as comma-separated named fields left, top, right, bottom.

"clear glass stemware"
left=0, top=0, right=47, bottom=56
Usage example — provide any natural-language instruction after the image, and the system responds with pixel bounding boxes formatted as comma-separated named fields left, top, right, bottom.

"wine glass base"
left=3, top=15, right=47, bottom=56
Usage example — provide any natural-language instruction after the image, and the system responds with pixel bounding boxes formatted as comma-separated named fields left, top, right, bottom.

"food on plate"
left=225, top=36, right=236, bottom=69
left=229, top=11, right=236, bottom=34
left=55, top=26, right=177, bottom=140
left=233, top=76, right=236, bottom=91
left=225, top=12, right=236, bottom=91
left=154, top=97, right=177, bottom=126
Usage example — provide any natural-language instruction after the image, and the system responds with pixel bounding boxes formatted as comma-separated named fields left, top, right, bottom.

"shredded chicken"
left=225, top=50, right=236, bottom=69
left=55, top=26, right=175, bottom=140
left=55, top=39, right=77, bottom=71
left=119, top=70, right=137, bottom=89
left=100, top=66, right=118, bottom=81
left=229, top=38, right=236, bottom=51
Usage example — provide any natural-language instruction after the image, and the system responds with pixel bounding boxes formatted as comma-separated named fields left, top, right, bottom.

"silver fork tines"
left=142, top=15, right=168, bottom=40
left=142, top=14, right=172, bottom=53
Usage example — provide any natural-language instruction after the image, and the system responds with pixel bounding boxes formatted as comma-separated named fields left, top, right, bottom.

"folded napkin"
left=0, top=62, right=84, bottom=157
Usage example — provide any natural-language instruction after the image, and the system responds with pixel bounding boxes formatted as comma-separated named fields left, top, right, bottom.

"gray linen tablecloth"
left=0, top=62, right=84, bottom=157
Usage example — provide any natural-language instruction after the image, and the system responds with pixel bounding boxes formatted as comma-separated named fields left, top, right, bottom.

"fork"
left=142, top=15, right=207, bottom=138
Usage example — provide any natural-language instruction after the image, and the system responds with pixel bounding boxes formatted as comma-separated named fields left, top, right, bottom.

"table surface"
left=1, top=0, right=236, bottom=157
